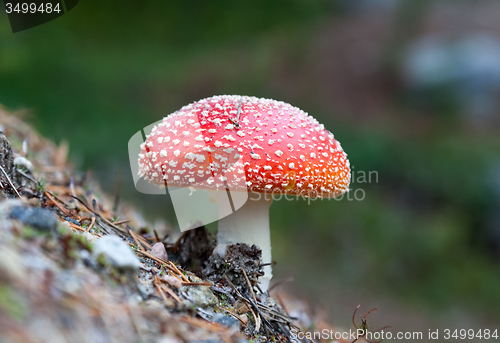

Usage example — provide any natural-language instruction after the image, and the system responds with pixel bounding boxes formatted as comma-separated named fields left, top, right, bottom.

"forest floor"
left=0, top=107, right=352, bottom=343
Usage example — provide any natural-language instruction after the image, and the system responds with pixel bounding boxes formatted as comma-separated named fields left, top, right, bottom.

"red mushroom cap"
left=138, top=95, right=350, bottom=198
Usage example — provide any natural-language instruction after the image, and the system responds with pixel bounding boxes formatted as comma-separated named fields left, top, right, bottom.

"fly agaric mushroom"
left=138, top=95, right=350, bottom=291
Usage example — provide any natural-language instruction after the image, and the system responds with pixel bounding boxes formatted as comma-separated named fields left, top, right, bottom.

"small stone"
left=150, top=242, right=168, bottom=261
left=27, top=198, right=41, bottom=207
left=93, top=235, right=141, bottom=271
left=181, top=280, right=218, bottom=308
left=234, top=300, right=249, bottom=314
left=238, top=314, right=248, bottom=324
left=212, top=313, right=240, bottom=329
left=161, top=275, right=182, bottom=288
left=14, top=156, right=33, bottom=173
left=9, top=206, right=58, bottom=232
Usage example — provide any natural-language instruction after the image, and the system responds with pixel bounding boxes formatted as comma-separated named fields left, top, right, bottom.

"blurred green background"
left=1, top=0, right=500, bottom=338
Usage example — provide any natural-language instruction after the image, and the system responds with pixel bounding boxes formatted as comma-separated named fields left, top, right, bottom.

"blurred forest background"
left=1, top=0, right=500, bottom=338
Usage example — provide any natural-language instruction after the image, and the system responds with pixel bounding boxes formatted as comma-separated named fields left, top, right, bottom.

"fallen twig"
left=45, top=191, right=70, bottom=216
left=248, top=305, right=261, bottom=333
left=86, top=216, right=95, bottom=233
left=68, top=222, right=86, bottom=232
left=168, top=261, right=189, bottom=283
left=132, top=231, right=152, bottom=250
left=129, top=229, right=145, bottom=251
left=242, top=269, right=257, bottom=302
left=112, top=219, right=131, bottom=226
left=155, top=282, right=169, bottom=302
left=0, top=165, right=21, bottom=198
left=178, top=316, right=228, bottom=333
left=135, top=250, right=182, bottom=277
left=181, top=281, right=212, bottom=287
left=69, top=194, right=127, bottom=233
left=155, top=275, right=182, bottom=303
left=154, top=230, right=161, bottom=243
left=16, top=168, right=37, bottom=183
left=217, top=306, right=247, bottom=327
left=160, top=283, right=182, bottom=303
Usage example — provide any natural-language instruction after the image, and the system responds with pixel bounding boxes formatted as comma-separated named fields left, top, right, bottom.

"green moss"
left=0, top=285, right=25, bottom=320
left=20, top=225, right=39, bottom=240
left=35, top=178, right=46, bottom=193
left=97, top=253, right=108, bottom=266
left=67, top=249, right=79, bottom=260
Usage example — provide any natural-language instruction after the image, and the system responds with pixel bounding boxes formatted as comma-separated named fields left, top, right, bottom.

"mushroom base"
left=214, top=195, right=273, bottom=292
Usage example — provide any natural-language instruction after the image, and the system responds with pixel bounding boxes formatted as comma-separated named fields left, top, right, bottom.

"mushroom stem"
left=215, top=194, right=273, bottom=292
